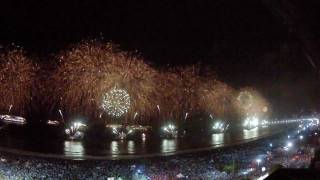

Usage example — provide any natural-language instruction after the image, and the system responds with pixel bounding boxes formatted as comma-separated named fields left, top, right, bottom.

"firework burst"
left=51, top=41, right=158, bottom=124
left=0, top=49, right=37, bottom=115
left=235, top=88, right=270, bottom=119
left=102, top=87, right=131, bottom=117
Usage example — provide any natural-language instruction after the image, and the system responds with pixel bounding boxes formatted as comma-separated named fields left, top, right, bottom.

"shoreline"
left=0, top=125, right=295, bottom=161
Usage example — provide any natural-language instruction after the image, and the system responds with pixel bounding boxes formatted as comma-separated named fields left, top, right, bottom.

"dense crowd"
left=0, top=125, right=317, bottom=180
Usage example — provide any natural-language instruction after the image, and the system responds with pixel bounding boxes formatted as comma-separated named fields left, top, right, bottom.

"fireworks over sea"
left=0, top=41, right=271, bottom=125
left=51, top=41, right=158, bottom=124
left=235, top=88, right=271, bottom=120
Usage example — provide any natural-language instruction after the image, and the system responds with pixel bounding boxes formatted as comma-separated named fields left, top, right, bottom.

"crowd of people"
left=0, top=124, right=318, bottom=179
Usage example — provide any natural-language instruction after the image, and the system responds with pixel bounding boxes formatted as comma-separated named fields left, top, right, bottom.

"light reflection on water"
left=161, top=139, right=177, bottom=153
left=110, top=140, right=120, bottom=155
left=63, top=128, right=261, bottom=157
left=211, top=133, right=225, bottom=145
left=243, top=127, right=259, bottom=140
left=127, top=140, right=135, bottom=154
left=64, top=141, right=84, bottom=158
left=0, top=124, right=292, bottom=158
left=109, top=140, right=136, bottom=155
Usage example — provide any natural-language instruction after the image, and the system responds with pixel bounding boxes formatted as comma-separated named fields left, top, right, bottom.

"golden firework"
left=200, top=79, right=235, bottom=118
left=235, top=88, right=270, bottom=119
left=51, top=41, right=158, bottom=124
left=0, top=49, right=37, bottom=115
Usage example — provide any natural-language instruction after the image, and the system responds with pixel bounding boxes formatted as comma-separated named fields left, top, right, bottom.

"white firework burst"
left=102, top=87, right=131, bottom=117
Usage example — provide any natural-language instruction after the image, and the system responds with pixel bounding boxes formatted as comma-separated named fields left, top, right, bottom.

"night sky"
left=1, top=0, right=320, bottom=116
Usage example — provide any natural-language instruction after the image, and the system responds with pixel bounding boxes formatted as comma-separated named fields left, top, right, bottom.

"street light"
left=299, top=135, right=303, bottom=140
left=285, top=141, right=293, bottom=168
left=256, top=159, right=262, bottom=167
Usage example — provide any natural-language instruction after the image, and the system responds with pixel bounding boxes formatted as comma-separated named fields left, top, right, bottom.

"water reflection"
left=142, top=133, right=146, bottom=141
left=161, top=139, right=177, bottom=153
left=64, top=141, right=84, bottom=158
left=110, top=141, right=120, bottom=155
left=243, top=128, right=259, bottom=140
left=211, top=133, right=225, bottom=145
left=0, top=124, right=291, bottom=158
left=127, top=140, right=135, bottom=154
left=109, top=140, right=136, bottom=155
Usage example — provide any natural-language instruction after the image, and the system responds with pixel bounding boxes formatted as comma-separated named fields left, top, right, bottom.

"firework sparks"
left=51, top=41, right=158, bottom=124
left=200, top=79, right=235, bottom=118
left=235, top=88, right=271, bottom=120
left=237, top=90, right=253, bottom=110
left=178, top=66, right=203, bottom=116
left=0, top=49, right=37, bottom=115
left=102, top=87, right=131, bottom=117
left=0, top=42, right=271, bottom=127
left=156, top=65, right=237, bottom=122
left=65, top=121, right=87, bottom=140
left=155, top=70, right=183, bottom=121
left=161, top=123, right=178, bottom=138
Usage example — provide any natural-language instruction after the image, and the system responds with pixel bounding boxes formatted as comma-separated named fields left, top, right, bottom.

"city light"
left=299, top=135, right=303, bottom=140
left=261, top=119, right=269, bottom=127
left=256, top=159, right=262, bottom=167
left=142, top=133, right=146, bottom=141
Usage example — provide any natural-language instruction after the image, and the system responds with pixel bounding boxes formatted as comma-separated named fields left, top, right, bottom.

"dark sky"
left=1, top=0, right=320, bottom=114
left=0, top=1, right=288, bottom=56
